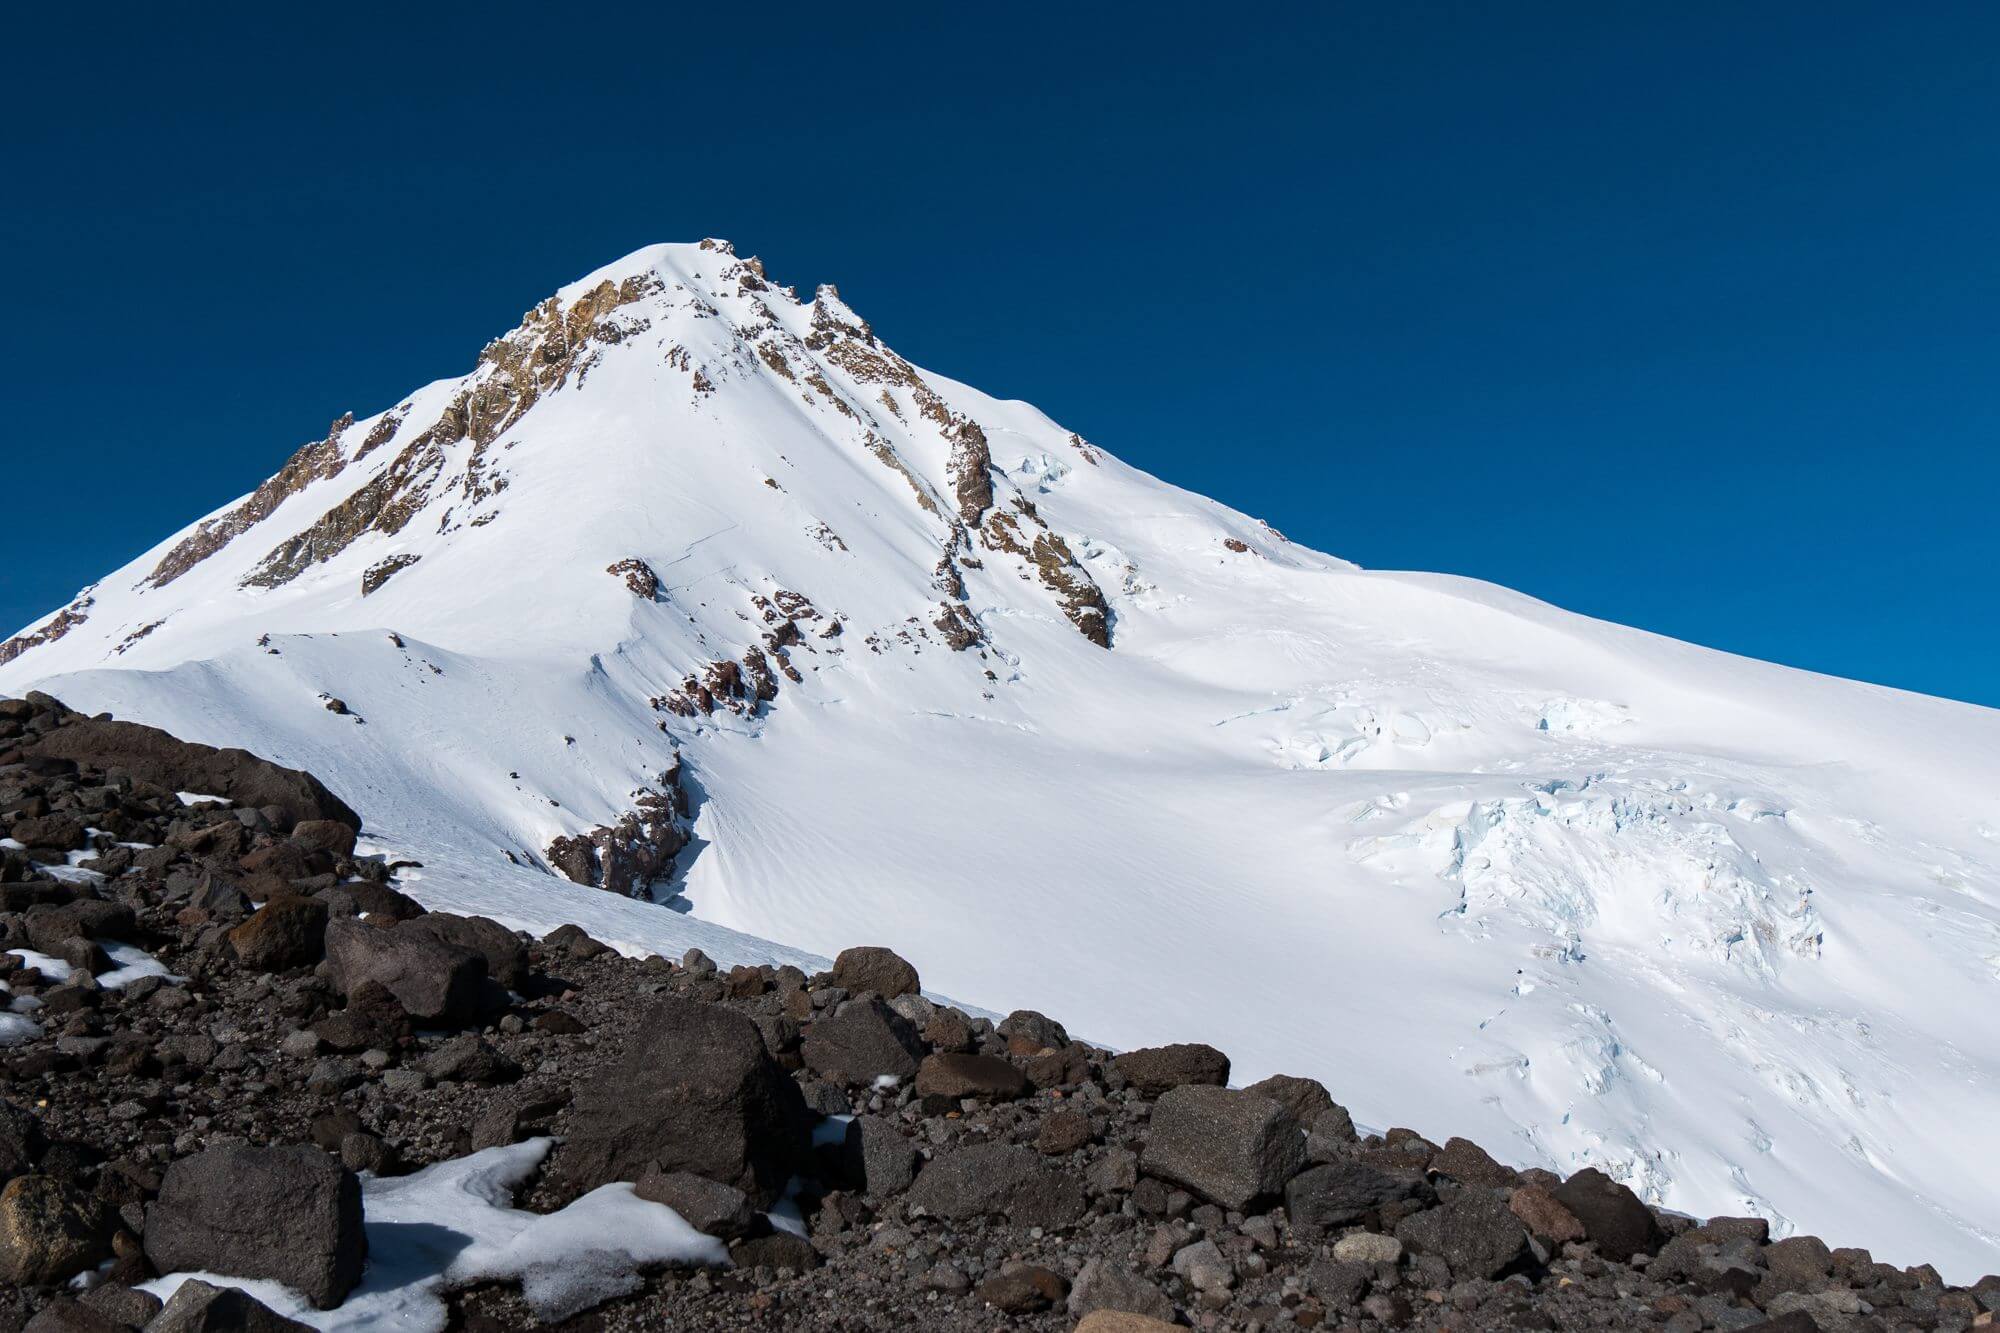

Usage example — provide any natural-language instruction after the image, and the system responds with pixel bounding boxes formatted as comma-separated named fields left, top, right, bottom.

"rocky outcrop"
left=945, top=418, right=994, bottom=526
left=983, top=502, right=1114, bottom=648
left=0, top=594, right=92, bottom=669
left=144, top=414, right=358, bottom=590
left=359, top=552, right=420, bottom=596
left=20, top=693, right=359, bottom=828
left=544, top=759, right=691, bottom=898
left=606, top=557, right=660, bottom=600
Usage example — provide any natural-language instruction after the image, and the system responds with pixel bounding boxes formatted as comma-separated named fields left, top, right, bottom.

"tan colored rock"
left=1074, top=1312, right=1180, bottom=1332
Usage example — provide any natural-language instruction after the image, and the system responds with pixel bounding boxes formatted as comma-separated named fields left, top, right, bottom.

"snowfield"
left=4, top=240, right=1997, bottom=1277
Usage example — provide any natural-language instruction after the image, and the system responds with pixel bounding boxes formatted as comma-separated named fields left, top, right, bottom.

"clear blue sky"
left=5, top=3, right=1996, bottom=706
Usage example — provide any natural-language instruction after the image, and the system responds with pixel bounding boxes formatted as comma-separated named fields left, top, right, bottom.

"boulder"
left=1395, top=1192, right=1531, bottom=1280
left=1305, top=1104, right=1359, bottom=1159
left=324, top=916, right=487, bottom=1024
left=1068, top=1257, right=1177, bottom=1322
left=1509, top=1183, right=1587, bottom=1245
left=25, top=713, right=359, bottom=829
left=828, top=945, right=920, bottom=998
left=1551, top=1167, right=1663, bottom=1261
left=21, top=1297, right=125, bottom=1333
left=400, top=912, right=528, bottom=990
left=1285, top=1160, right=1428, bottom=1233
left=1113, top=1042, right=1230, bottom=1096
left=975, top=1264, right=1068, bottom=1314
left=634, top=1169, right=756, bottom=1239
left=1429, top=1136, right=1517, bottom=1188
left=227, top=894, right=328, bottom=971
left=1242, top=1073, right=1335, bottom=1124
left=1140, top=1085, right=1306, bottom=1210
left=0, top=1175, right=113, bottom=1285
left=907, top=1142, right=1087, bottom=1229
left=915, top=1052, right=1029, bottom=1101
left=996, top=1009, right=1068, bottom=1053
left=841, top=1116, right=919, bottom=1196
left=289, top=820, right=358, bottom=859
left=143, top=1145, right=365, bottom=1309
left=800, top=997, right=926, bottom=1085
left=553, top=995, right=809, bottom=1206
left=148, top=1279, right=314, bottom=1333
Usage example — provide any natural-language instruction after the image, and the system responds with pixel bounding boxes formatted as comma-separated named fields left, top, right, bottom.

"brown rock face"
left=24, top=701, right=359, bottom=829
left=544, top=761, right=692, bottom=897
left=360, top=553, right=420, bottom=596
left=607, top=558, right=660, bottom=600
left=947, top=418, right=995, bottom=525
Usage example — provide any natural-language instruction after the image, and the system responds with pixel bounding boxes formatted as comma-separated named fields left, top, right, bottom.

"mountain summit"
left=5, top=241, right=1998, bottom=1275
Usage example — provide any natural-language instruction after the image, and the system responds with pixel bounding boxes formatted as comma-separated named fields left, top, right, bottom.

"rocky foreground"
left=0, top=691, right=1994, bottom=1333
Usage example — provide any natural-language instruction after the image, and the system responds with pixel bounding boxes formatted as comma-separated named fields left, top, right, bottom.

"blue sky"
left=5, top=3, right=1996, bottom=706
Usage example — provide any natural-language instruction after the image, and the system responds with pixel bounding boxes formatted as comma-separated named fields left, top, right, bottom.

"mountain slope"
left=5, top=240, right=1997, bottom=1277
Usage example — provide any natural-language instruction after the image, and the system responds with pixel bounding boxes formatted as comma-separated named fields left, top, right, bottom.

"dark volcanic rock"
left=1551, top=1166, right=1664, bottom=1261
left=144, top=1144, right=365, bottom=1309
left=0, top=1102, right=47, bottom=1184
left=1286, top=1159, right=1428, bottom=1233
left=634, top=1169, right=756, bottom=1239
left=1242, top=1072, right=1335, bottom=1124
left=148, top=1279, right=314, bottom=1333
left=841, top=1116, right=919, bottom=1196
left=1395, top=1191, right=1532, bottom=1280
left=828, top=945, right=920, bottom=998
left=800, top=996, right=926, bottom=1085
left=908, top=1142, right=1087, bottom=1229
left=227, top=893, right=328, bottom=971
left=554, top=995, right=809, bottom=1206
left=25, top=709, right=359, bottom=829
left=1112, top=1042, right=1231, bottom=1096
left=324, top=916, right=487, bottom=1024
left=914, top=1052, right=1030, bottom=1101
left=401, top=912, right=528, bottom=990
left=1140, top=1085, right=1306, bottom=1210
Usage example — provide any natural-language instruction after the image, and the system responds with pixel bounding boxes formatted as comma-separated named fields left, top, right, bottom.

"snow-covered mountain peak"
left=5, top=241, right=1998, bottom=1277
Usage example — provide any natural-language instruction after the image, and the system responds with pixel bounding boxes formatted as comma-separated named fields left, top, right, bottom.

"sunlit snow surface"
left=7, top=241, right=1998, bottom=1276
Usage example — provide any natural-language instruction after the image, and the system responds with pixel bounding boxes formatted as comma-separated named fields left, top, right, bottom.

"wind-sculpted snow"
left=5, top=241, right=1999, bottom=1277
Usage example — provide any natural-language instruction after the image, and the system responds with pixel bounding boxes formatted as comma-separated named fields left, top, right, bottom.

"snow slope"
left=5, top=240, right=1997, bottom=1277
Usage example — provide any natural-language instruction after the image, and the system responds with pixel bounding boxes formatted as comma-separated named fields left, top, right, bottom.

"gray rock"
left=324, top=917, right=486, bottom=1025
left=79, top=1283, right=162, bottom=1328
left=552, top=995, right=809, bottom=1207
left=1066, top=1256, right=1177, bottom=1321
left=800, top=997, right=926, bottom=1085
left=907, top=1142, right=1087, bottom=1229
left=400, top=913, right=528, bottom=990
left=1332, top=1231, right=1404, bottom=1265
left=147, top=1278, right=314, bottom=1332
left=1242, top=1073, right=1335, bottom=1124
left=1172, top=1237, right=1235, bottom=1292
left=634, top=1169, right=756, bottom=1239
left=0, top=1101, right=47, bottom=1184
left=1306, top=1104, right=1359, bottom=1160
left=1285, top=1161, right=1425, bottom=1234
left=143, top=1144, right=365, bottom=1309
left=841, top=1116, right=919, bottom=1196
left=21, top=1296, right=124, bottom=1333
left=1113, top=1043, right=1231, bottom=1096
left=1140, top=1085, right=1306, bottom=1210
left=1394, top=1193, right=1530, bottom=1280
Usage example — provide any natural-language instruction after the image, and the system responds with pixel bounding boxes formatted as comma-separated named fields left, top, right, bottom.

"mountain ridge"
left=4, top=239, right=1998, bottom=1278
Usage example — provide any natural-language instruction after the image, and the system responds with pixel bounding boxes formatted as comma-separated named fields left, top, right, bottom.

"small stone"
left=1332, top=1230, right=1405, bottom=1265
left=974, top=1263, right=1068, bottom=1313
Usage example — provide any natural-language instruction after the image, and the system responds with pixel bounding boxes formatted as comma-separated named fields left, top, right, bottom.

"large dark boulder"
left=1286, top=1160, right=1429, bottom=1234
left=1140, top=1086, right=1306, bottom=1210
left=1395, top=1192, right=1532, bottom=1280
left=553, top=995, right=809, bottom=1207
left=400, top=912, right=528, bottom=990
left=25, top=710, right=359, bottom=830
left=907, top=1143, right=1087, bottom=1230
left=1112, top=1043, right=1231, bottom=1096
left=840, top=1116, right=920, bottom=1196
left=800, top=997, right=926, bottom=1085
left=0, top=1102, right=47, bottom=1185
left=915, top=1052, right=1029, bottom=1101
left=324, top=916, right=487, bottom=1024
left=227, top=894, right=328, bottom=971
left=1551, top=1167, right=1663, bottom=1261
left=828, top=945, right=920, bottom=998
left=144, top=1144, right=365, bottom=1309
